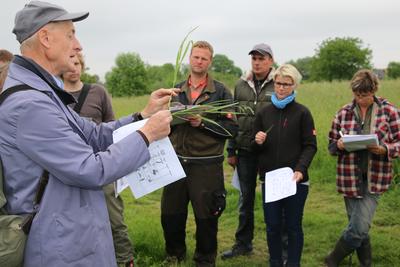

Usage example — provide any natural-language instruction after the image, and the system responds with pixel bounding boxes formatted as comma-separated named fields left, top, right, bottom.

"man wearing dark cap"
left=222, top=43, right=276, bottom=259
left=0, top=1, right=176, bottom=266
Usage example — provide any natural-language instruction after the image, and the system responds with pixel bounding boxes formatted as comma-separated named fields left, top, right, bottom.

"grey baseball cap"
left=13, top=1, right=89, bottom=44
left=249, top=43, right=273, bottom=59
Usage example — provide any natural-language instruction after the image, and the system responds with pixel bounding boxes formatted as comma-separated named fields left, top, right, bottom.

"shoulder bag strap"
left=0, top=85, right=50, bottom=232
left=73, top=83, right=91, bottom=114
left=0, top=85, right=36, bottom=105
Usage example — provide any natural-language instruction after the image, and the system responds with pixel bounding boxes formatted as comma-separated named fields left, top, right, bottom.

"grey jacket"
left=0, top=57, right=150, bottom=267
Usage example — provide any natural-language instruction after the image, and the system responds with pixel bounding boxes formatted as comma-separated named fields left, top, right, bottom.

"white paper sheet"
left=114, top=178, right=129, bottom=197
left=343, top=134, right=379, bottom=152
left=231, top=167, right=241, bottom=192
left=113, top=119, right=186, bottom=198
left=264, top=167, right=296, bottom=203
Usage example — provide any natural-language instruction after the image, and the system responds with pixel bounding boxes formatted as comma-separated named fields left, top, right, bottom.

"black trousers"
left=161, top=162, right=225, bottom=266
left=235, top=150, right=258, bottom=247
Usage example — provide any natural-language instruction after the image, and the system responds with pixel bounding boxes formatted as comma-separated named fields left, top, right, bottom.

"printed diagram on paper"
left=113, top=119, right=186, bottom=198
left=137, top=145, right=172, bottom=183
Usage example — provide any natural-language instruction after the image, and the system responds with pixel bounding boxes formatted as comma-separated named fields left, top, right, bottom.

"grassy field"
left=111, top=80, right=400, bottom=267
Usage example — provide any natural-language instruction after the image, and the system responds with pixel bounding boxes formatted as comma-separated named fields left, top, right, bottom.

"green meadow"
left=112, top=80, right=400, bottom=267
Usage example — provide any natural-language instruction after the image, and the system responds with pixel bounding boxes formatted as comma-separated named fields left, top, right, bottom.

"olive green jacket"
left=227, top=69, right=274, bottom=156
left=170, top=76, right=238, bottom=163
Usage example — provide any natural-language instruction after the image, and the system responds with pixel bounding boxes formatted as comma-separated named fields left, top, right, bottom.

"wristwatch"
left=132, top=112, right=144, bottom=121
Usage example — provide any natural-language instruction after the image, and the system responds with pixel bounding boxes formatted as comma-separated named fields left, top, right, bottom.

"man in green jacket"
left=161, top=41, right=237, bottom=267
left=222, top=43, right=276, bottom=259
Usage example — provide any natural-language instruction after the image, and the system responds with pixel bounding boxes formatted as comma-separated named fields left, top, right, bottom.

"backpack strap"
left=34, top=170, right=49, bottom=205
left=0, top=157, right=6, bottom=213
left=73, top=83, right=91, bottom=114
left=20, top=170, right=49, bottom=234
left=0, top=84, right=49, bottom=232
left=0, top=84, right=36, bottom=105
left=1, top=84, right=89, bottom=143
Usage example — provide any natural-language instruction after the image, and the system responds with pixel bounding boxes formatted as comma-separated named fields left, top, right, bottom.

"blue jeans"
left=342, top=181, right=379, bottom=248
left=234, top=150, right=258, bottom=247
left=262, top=183, right=308, bottom=266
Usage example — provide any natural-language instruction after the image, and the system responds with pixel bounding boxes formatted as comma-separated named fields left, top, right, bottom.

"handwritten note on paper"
left=113, top=119, right=186, bottom=198
left=264, top=167, right=296, bottom=203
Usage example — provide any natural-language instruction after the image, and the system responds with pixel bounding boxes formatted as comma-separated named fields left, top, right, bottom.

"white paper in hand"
left=231, top=167, right=241, bottom=192
left=114, top=178, right=129, bottom=197
left=265, top=167, right=296, bottom=203
left=343, top=134, right=379, bottom=152
left=113, top=119, right=186, bottom=198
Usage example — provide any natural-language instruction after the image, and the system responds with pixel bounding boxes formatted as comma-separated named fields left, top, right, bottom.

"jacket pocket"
left=53, top=205, right=99, bottom=263
left=0, top=215, right=26, bottom=267
left=204, top=189, right=227, bottom=217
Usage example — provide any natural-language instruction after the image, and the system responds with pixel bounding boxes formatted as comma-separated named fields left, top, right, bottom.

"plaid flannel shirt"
left=328, top=97, right=400, bottom=197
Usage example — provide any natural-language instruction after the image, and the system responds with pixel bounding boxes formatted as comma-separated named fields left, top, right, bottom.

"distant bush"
left=106, top=52, right=149, bottom=97
left=387, top=62, right=400, bottom=79
left=311, top=37, right=372, bottom=81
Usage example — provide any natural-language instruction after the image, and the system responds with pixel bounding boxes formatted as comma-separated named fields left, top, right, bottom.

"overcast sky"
left=1, top=0, right=399, bottom=81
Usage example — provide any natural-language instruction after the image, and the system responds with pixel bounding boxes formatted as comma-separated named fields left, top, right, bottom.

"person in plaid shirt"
left=325, top=69, right=400, bottom=267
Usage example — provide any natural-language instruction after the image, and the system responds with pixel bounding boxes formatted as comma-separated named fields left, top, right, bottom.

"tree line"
left=81, top=37, right=400, bottom=97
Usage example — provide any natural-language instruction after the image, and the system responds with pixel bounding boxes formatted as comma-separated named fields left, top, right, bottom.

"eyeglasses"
left=274, top=82, right=293, bottom=89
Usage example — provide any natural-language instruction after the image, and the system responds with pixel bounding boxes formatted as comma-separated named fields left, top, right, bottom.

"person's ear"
left=37, top=27, right=51, bottom=49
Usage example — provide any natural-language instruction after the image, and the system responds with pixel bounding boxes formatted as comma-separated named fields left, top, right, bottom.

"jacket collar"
left=8, top=56, right=87, bottom=143
left=347, top=95, right=384, bottom=111
left=12, top=56, right=76, bottom=106
left=242, top=68, right=275, bottom=89
left=180, top=73, right=216, bottom=104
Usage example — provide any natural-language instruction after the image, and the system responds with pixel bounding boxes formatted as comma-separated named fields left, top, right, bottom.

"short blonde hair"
left=191, top=41, right=214, bottom=58
left=350, top=69, right=378, bottom=94
left=273, top=64, right=302, bottom=86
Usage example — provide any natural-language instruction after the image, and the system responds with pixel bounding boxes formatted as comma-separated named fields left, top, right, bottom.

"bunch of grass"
left=170, top=100, right=253, bottom=136
left=168, top=27, right=253, bottom=136
left=167, top=27, right=198, bottom=109
left=171, top=26, right=198, bottom=88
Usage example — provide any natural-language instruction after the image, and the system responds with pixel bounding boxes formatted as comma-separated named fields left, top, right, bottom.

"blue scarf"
left=271, top=91, right=296, bottom=109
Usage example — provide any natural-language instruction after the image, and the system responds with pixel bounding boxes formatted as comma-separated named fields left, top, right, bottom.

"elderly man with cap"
left=222, top=43, right=276, bottom=259
left=0, top=1, right=176, bottom=266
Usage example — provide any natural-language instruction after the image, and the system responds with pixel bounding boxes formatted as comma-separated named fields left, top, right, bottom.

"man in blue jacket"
left=0, top=1, right=176, bottom=266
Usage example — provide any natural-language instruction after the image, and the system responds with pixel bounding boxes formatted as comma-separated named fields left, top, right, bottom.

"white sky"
left=1, top=0, right=399, bottom=81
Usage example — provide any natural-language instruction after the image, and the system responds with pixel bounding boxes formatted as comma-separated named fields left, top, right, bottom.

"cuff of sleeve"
left=132, top=112, right=144, bottom=122
left=136, top=130, right=149, bottom=147
left=294, top=168, right=305, bottom=176
left=383, top=143, right=389, bottom=157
